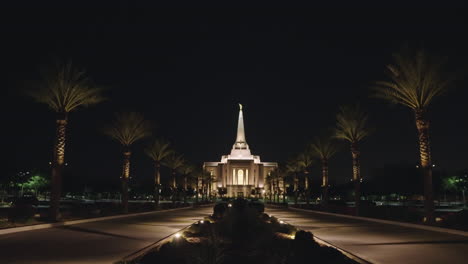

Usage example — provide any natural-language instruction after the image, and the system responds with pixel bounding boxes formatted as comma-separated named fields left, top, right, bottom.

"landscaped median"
left=118, top=199, right=362, bottom=264
left=0, top=203, right=213, bottom=236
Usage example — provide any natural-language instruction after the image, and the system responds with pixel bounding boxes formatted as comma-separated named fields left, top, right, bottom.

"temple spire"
left=232, top=103, right=250, bottom=151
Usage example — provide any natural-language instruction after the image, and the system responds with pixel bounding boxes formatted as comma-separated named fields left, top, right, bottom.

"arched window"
left=238, top=169, right=244, bottom=185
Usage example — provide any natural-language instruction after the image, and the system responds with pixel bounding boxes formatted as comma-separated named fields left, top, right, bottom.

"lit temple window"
left=246, top=169, right=249, bottom=185
left=233, top=169, right=236, bottom=185
left=238, top=169, right=244, bottom=185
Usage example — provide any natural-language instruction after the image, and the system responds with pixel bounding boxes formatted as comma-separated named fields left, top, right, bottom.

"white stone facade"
left=203, top=104, right=278, bottom=197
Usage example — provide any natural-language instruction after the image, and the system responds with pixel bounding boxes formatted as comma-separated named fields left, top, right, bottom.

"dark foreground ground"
left=266, top=207, right=468, bottom=264
left=1, top=205, right=467, bottom=264
left=0, top=206, right=212, bottom=264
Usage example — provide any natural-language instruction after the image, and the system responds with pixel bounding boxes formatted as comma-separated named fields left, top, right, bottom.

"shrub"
left=8, top=197, right=36, bottom=222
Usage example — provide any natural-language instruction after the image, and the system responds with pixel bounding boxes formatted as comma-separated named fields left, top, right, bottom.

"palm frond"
left=286, top=159, right=303, bottom=174
left=296, top=152, right=314, bottom=172
left=334, top=105, right=370, bottom=143
left=178, top=164, right=195, bottom=175
left=310, top=137, right=338, bottom=160
left=372, top=49, right=451, bottom=110
left=163, top=153, right=185, bottom=170
left=103, top=112, right=152, bottom=146
left=145, top=139, right=173, bottom=162
left=27, top=61, right=105, bottom=113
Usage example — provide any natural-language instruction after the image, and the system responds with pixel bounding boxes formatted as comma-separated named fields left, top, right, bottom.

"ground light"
left=228, top=203, right=232, bottom=207
left=199, top=220, right=204, bottom=224
left=279, top=220, right=285, bottom=224
left=174, top=233, right=181, bottom=239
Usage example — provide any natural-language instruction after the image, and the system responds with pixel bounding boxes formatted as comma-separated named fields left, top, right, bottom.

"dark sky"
left=3, top=2, right=468, bottom=190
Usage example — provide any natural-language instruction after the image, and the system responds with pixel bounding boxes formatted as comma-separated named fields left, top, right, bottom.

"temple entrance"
left=237, top=192, right=244, bottom=198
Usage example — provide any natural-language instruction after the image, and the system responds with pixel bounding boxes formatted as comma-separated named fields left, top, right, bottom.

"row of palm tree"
left=103, top=114, right=214, bottom=212
left=26, top=62, right=214, bottom=220
left=28, top=48, right=451, bottom=224
left=270, top=49, right=450, bottom=224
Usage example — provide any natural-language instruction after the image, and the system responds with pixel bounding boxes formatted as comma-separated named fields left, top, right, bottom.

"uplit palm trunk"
left=294, top=174, right=299, bottom=205
left=305, top=173, right=310, bottom=206
left=121, top=150, right=131, bottom=213
left=50, top=115, right=68, bottom=221
left=276, top=178, right=280, bottom=203
left=154, top=162, right=161, bottom=209
left=321, top=158, right=329, bottom=208
left=183, top=175, right=188, bottom=204
left=351, top=143, right=361, bottom=216
left=207, top=181, right=211, bottom=201
left=171, top=170, right=177, bottom=205
left=195, top=176, right=200, bottom=204
left=283, top=177, right=287, bottom=204
left=415, top=110, right=435, bottom=224
left=269, top=182, right=273, bottom=202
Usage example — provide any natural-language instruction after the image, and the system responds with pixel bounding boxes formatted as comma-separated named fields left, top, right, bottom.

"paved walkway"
left=266, top=207, right=468, bottom=264
left=2, top=205, right=467, bottom=264
left=0, top=206, right=212, bottom=264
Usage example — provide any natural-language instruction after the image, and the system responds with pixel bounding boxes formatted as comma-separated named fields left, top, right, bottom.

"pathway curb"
left=313, top=236, right=372, bottom=264
left=288, top=206, right=468, bottom=237
left=0, top=204, right=212, bottom=236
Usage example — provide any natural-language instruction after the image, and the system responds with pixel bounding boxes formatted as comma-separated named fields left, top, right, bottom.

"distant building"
left=203, top=104, right=278, bottom=197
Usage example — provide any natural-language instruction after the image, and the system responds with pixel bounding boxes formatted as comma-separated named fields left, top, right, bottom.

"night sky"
left=3, top=2, right=468, bottom=191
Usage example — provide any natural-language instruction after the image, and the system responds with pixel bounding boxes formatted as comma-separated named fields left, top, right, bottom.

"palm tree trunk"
left=462, top=190, right=466, bottom=207
left=195, top=175, right=199, bottom=204
left=294, top=174, right=298, bottom=205
left=50, top=115, right=68, bottom=221
left=283, top=177, right=287, bottom=204
left=207, top=180, right=211, bottom=201
left=276, top=179, right=280, bottom=203
left=351, top=143, right=361, bottom=216
left=183, top=175, right=188, bottom=204
left=305, top=175, right=310, bottom=206
left=121, top=150, right=131, bottom=213
left=322, top=158, right=329, bottom=208
left=154, top=162, right=160, bottom=209
left=415, top=110, right=435, bottom=224
left=171, top=170, right=176, bottom=205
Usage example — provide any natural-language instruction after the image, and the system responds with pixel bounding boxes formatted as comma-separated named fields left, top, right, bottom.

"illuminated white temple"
left=203, top=104, right=278, bottom=197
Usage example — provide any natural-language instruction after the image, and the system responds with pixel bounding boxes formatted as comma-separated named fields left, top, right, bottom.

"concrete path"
left=266, top=207, right=468, bottom=264
left=0, top=206, right=212, bottom=264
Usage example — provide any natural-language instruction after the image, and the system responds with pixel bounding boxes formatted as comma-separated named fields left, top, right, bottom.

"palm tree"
left=296, top=152, right=314, bottom=205
left=145, top=139, right=173, bottom=209
left=286, top=160, right=303, bottom=205
left=276, top=166, right=288, bottom=204
left=265, top=172, right=274, bottom=202
left=335, top=105, right=370, bottom=216
left=192, top=169, right=203, bottom=204
left=267, top=169, right=281, bottom=203
left=27, top=62, right=104, bottom=220
left=163, top=153, right=185, bottom=203
left=374, top=50, right=452, bottom=224
left=178, top=164, right=195, bottom=204
left=310, top=137, right=338, bottom=207
left=201, top=170, right=214, bottom=201
left=103, top=112, right=151, bottom=213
